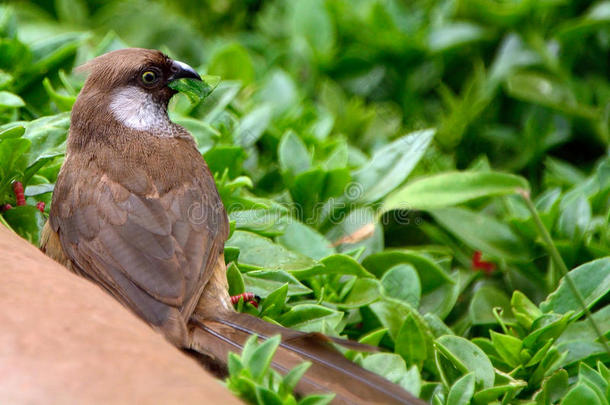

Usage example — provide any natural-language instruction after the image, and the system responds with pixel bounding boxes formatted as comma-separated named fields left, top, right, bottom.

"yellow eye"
left=142, top=71, right=157, bottom=84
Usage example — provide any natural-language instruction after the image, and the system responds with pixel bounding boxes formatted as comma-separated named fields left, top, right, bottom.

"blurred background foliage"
left=5, top=0, right=609, bottom=178
left=1, top=0, right=610, bottom=403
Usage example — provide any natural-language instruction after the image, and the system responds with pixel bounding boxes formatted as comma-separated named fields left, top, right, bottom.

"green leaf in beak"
left=169, top=75, right=221, bottom=104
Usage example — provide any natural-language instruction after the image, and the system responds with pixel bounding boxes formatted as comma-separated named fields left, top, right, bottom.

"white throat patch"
left=109, top=86, right=172, bottom=134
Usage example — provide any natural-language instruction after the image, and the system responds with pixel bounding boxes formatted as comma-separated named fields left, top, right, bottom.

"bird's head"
left=72, top=48, right=201, bottom=134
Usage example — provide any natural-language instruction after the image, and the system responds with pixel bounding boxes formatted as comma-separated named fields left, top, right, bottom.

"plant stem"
left=519, top=189, right=610, bottom=354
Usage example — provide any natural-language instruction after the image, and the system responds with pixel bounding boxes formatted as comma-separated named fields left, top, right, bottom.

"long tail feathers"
left=189, top=312, right=426, bottom=405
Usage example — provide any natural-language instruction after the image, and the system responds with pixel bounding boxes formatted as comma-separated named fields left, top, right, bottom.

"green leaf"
left=279, top=304, right=342, bottom=332
left=431, top=207, right=530, bottom=261
left=0, top=137, right=30, bottom=181
left=171, top=116, right=219, bottom=153
left=446, top=372, right=475, bottom=405
left=0, top=125, right=25, bottom=140
left=261, top=283, right=288, bottom=318
left=54, top=0, right=88, bottom=25
left=360, top=353, right=409, bottom=385
left=533, top=368, right=568, bottom=405
left=0, top=90, right=24, bottom=107
left=324, top=207, right=383, bottom=256
left=197, top=80, right=240, bottom=124
left=578, top=362, right=608, bottom=402
left=227, top=352, right=244, bottom=377
left=370, top=299, right=432, bottom=352
left=242, top=270, right=311, bottom=298
left=523, top=313, right=572, bottom=351
left=505, top=72, right=598, bottom=120
left=380, top=264, right=421, bottom=308
left=244, top=335, right=280, bottom=382
left=557, top=195, right=592, bottom=240
left=23, top=183, right=54, bottom=196
left=511, top=290, right=543, bottom=330
left=358, top=328, right=388, bottom=346
left=226, top=262, right=245, bottom=296
left=227, top=231, right=319, bottom=274
left=42, top=77, right=75, bottom=111
left=561, top=383, right=601, bottom=405
left=399, top=366, right=422, bottom=397
left=297, top=394, right=334, bottom=405
left=22, top=113, right=70, bottom=164
left=277, top=222, right=335, bottom=261
left=558, top=306, right=610, bottom=344
left=319, top=254, right=374, bottom=278
left=540, top=257, right=610, bottom=318
left=395, top=314, right=428, bottom=365
left=419, top=271, right=461, bottom=320
left=208, top=42, right=254, bottom=84
left=490, top=331, right=522, bottom=367
left=279, top=130, right=311, bottom=177
left=3, top=206, right=45, bottom=244
left=472, top=377, right=527, bottom=404
left=435, top=335, right=495, bottom=389
left=339, top=278, right=380, bottom=309
left=23, top=155, right=58, bottom=188
left=428, top=23, right=487, bottom=53
left=289, top=167, right=351, bottom=223
left=255, top=386, right=283, bottom=405
left=556, top=340, right=606, bottom=369
left=236, top=105, right=272, bottom=147
left=352, top=129, right=434, bottom=202
left=469, top=285, right=514, bottom=325
left=203, top=145, right=246, bottom=178
left=168, top=75, right=220, bottom=104
left=291, top=0, right=335, bottom=59
left=229, top=208, right=288, bottom=237
left=424, top=313, right=454, bottom=338
left=281, top=361, right=311, bottom=397
left=382, top=171, right=529, bottom=212
left=362, top=250, right=453, bottom=292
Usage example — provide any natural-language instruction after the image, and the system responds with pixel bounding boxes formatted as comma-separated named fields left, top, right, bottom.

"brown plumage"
left=40, top=48, right=425, bottom=405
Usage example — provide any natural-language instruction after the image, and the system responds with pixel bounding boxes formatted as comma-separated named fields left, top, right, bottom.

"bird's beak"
left=169, top=60, right=202, bottom=82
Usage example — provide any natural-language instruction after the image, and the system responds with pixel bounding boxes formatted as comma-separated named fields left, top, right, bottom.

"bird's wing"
left=49, top=163, right=228, bottom=328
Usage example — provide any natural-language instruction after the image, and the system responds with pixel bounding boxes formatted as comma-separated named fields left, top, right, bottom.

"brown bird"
left=40, top=48, right=424, bottom=405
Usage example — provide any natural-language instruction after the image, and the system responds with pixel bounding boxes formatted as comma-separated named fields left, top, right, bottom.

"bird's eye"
left=141, top=71, right=157, bottom=84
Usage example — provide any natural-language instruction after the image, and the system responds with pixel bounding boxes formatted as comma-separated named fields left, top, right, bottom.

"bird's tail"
left=189, top=311, right=424, bottom=405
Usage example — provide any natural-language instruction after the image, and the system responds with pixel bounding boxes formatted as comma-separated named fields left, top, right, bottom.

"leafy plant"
left=1, top=0, right=610, bottom=403
left=226, top=334, right=334, bottom=405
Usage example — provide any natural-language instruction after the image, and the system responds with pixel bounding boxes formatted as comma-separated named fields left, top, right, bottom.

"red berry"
left=230, top=292, right=256, bottom=305
left=12, top=181, right=25, bottom=206
left=36, top=202, right=45, bottom=213
left=1, top=204, right=12, bottom=212
left=472, top=251, right=495, bottom=275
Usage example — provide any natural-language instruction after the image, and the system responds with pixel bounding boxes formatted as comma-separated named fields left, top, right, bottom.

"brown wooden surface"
left=0, top=224, right=241, bottom=405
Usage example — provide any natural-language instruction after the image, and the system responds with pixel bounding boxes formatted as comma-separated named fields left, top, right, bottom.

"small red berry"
left=36, top=202, right=45, bottom=213
left=472, top=251, right=495, bottom=275
left=1, top=204, right=12, bottom=212
left=12, top=181, right=25, bottom=206
left=230, top=292, right=256, bottom=306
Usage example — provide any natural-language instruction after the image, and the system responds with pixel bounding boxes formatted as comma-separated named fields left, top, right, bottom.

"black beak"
left=169, top=60, right=201, bottom=81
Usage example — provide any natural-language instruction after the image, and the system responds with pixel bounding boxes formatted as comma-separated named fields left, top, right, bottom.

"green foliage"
left=226, top=335, right=334, bottom=405
left=1, top=0, right=610, bottom=403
